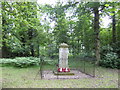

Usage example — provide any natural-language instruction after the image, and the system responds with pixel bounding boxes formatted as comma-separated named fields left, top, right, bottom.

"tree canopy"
left=0, top=1, right=120, bottom=65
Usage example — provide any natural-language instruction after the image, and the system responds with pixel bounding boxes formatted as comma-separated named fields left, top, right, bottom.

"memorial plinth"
left=54, top=43, right=74, bottom=75
left=58, top=43, right=70, bottom=72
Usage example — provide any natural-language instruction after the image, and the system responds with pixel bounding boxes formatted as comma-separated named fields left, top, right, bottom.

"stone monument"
left=58, top=43, right=70, bottom=72
left=54, top=43, right=74, bottom=75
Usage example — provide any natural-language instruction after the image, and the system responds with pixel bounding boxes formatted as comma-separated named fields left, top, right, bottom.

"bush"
left=13, top=57, right=40, bottom=68
left=0, top=59, right=15, bottom=66
left=99, top=52, right=119, bottom=69
left=117, top=59, right=120, bottom=69
left=100, top=45, right=113, bottom=59
left=0, top=57, right=40, bottom=68
left=0, top=57, right=57, bottom=68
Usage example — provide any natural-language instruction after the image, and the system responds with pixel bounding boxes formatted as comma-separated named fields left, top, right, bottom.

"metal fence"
left=38, top=56, right=96, bottom=79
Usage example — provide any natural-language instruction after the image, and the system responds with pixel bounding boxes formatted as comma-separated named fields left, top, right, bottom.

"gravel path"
left=42, top=70, right=92, bottom=79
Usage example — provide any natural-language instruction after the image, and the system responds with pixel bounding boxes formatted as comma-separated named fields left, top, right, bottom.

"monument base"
left=53, top=71, right=75, bottom=75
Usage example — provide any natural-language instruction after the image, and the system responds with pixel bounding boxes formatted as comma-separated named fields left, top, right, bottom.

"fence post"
left=40, top=56, right=43, bottom=79
left=93, top=60, right=96, bottom=77
left=84, top=58, right=85, bottom=73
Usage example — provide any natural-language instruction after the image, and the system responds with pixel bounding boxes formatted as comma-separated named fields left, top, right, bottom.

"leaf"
left=117, top=10, right=120, bottom=15
left=110, top=13, right=114, bottom=16
left=105, top=4, right=109, bottom=7
left=109, top=8, right=117, bottom=12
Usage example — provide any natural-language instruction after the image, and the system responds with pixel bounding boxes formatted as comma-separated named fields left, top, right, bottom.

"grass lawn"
left=1, top=65, right=118, bottom=88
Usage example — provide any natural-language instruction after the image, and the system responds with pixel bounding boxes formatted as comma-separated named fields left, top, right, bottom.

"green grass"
left=0, top=57, right=118, bottom=88
left=1, top=65, right=118, bottom=88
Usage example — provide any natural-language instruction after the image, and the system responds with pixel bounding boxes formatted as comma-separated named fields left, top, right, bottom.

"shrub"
left=0, top=57, right=40, bottom=68
left=0, top=57, right=57, bottom=68
left=100, top=45, right=113, bottom=59
left=0, top=59, right=15, bottom=66
left=99, top=52, right=119, bottom=69
left=117, top=59, right=120, bottom=69
left=13, top=57, right=40, bottom=68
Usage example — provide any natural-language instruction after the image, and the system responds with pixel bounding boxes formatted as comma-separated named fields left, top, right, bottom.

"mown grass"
left=1, top=64, right=118, bottom=88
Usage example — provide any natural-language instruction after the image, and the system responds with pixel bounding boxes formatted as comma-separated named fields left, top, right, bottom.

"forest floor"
left=1, top=65, right=119, bottom=88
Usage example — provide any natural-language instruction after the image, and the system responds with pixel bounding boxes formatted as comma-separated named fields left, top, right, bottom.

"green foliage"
left=0, top=57, right=58, bottom=68
left=0, top=57, right=40, bottom=68
left=105, top=4, right=109, bottom=7
left=100, top=45, right=113, bottom=58
left=100, top=45, right=119, bottom=69
left=99, top=52, right=119, bottom=69
left=1, top=1, right=120, bottom=70
left=0, top=59, right=14, bottom=66
left=13, top=57, right=39, bottom=68
left=112, top=41, right=120, bottom=57
left=2, top=2, right=46, bottom=57
left=100, top=29, right=112, bottom=46
left=78, top=51, right=95, bottom=59
left=42, top=60, right=57, bottom=66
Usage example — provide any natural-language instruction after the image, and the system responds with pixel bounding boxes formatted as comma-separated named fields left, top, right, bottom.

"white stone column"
left=59, top=43, right=69, bottom=68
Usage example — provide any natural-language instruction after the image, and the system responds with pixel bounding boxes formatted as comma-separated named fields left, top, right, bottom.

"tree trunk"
left=21, top=37, right=26, bottom=56
left=37, top=43, right=39, bottom=57
left=27, top=28, right=34, bottom=57
left=93, top=5, right=101, bottom=65
left=0, top=46, right=2, bottom=58
left=28, top=2, right=37, bottom=57
left=77, top=39, right=80, bottom=55
left=30, top=43, right=34, bottom=57
left=112, top=5, right=116, bottom=44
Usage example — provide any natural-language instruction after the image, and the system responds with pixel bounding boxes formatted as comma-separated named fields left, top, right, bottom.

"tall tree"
left=1, top=2, right=44, bottom=57
left=93, top=2, right=100, bottom=64
left=112, top=3, right=116, bottom=44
